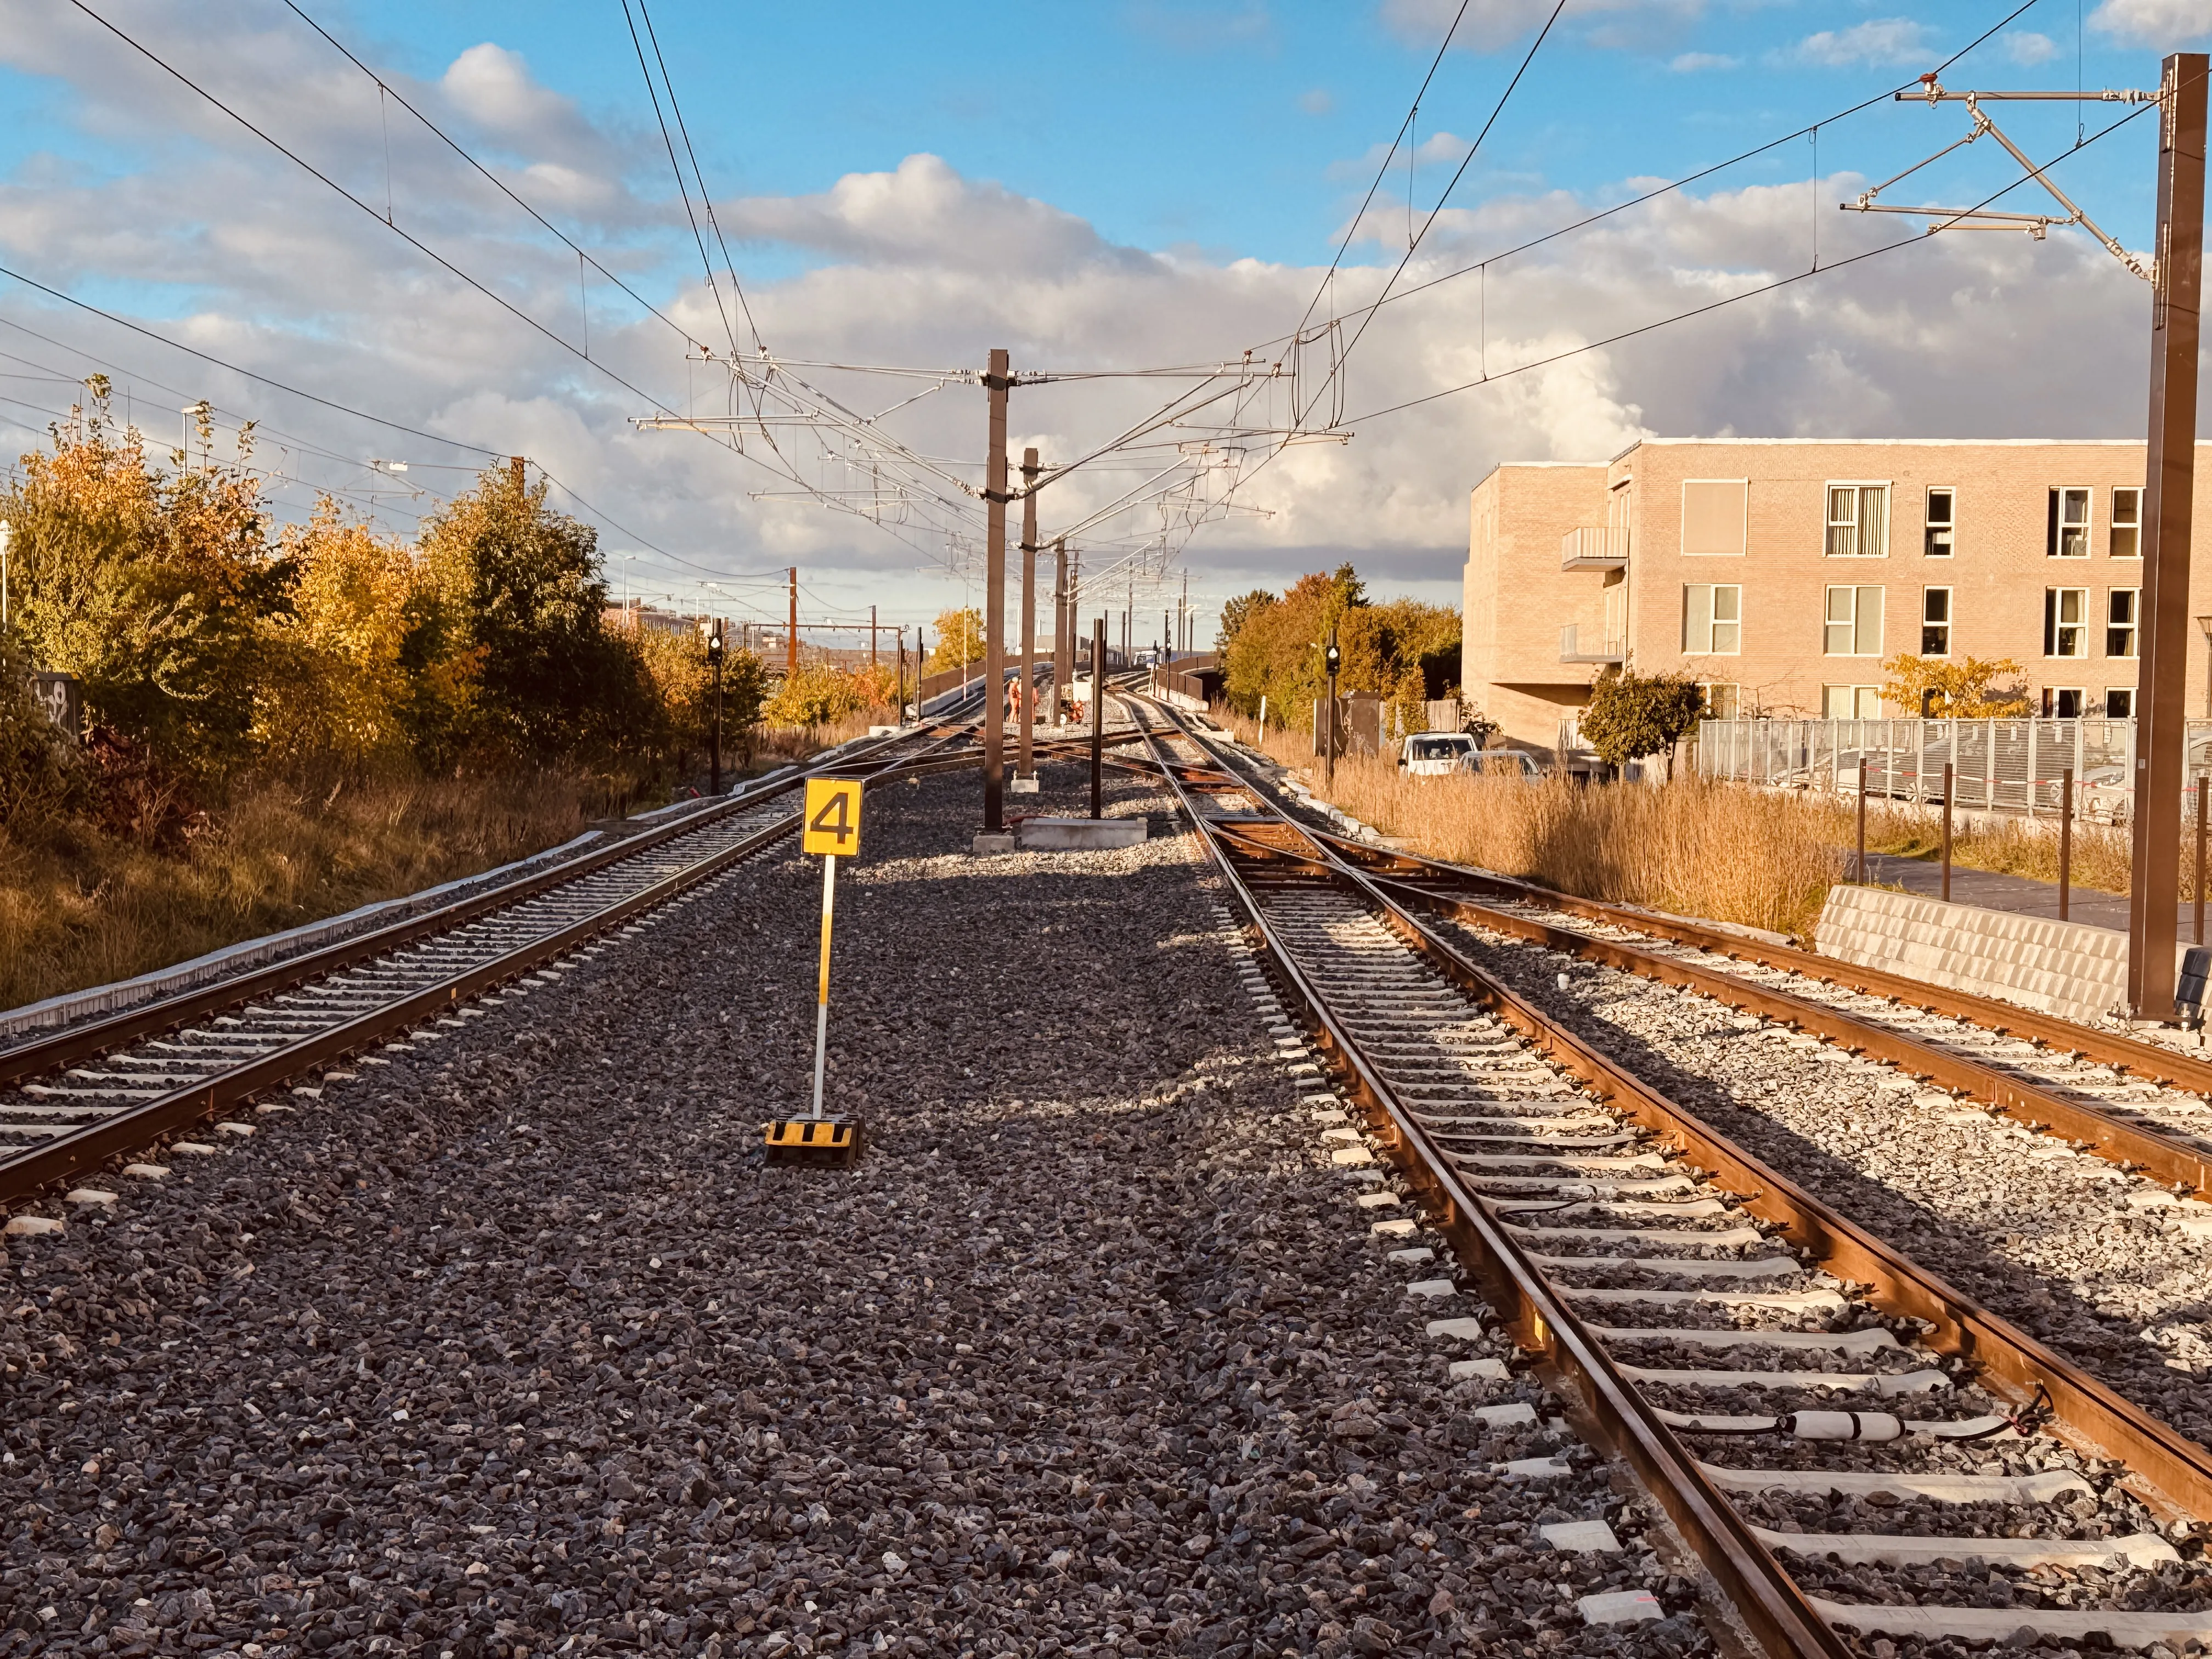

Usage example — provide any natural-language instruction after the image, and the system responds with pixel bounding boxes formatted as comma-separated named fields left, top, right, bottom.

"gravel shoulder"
left=0, top=760, right=1715, bottom=1659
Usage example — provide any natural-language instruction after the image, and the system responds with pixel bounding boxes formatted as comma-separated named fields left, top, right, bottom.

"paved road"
left=1857, top=851, right=2205, bottom=941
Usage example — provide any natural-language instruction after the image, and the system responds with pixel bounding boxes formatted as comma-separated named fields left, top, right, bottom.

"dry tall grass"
left=1213, top=712, right=1844, bottom=936
left=1, top=718, right=883, bottom=1014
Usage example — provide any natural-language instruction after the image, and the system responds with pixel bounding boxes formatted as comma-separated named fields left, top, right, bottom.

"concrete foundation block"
left=1014, top=816, right=1146, bottom=851
left=1814, top=883, right=2186, bottom=1025
left=970, top=831, right=1018, bottom=855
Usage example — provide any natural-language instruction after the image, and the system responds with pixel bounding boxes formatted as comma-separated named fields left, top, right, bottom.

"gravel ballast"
left=0, top=758, right=1712, bottom=1659
left=1426, top=910, right=2212, bottom=1448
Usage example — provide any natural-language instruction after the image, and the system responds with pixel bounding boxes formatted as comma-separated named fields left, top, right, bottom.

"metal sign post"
left=765, top=777, right=865, bottom=1165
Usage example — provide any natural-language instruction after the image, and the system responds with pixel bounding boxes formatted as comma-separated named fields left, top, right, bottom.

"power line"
left=1342, top=98, right=2160, bottom=426
left=619, top=0, right=738, bottom=357
left=66, top=0, right=693, bottom=425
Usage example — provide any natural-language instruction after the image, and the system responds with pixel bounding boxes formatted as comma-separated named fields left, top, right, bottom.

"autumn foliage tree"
left=1220, top=563, right=1459, bottom=736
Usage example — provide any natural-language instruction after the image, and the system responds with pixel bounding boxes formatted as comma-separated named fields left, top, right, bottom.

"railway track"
left=1129, top=696, right=2212, bottom=1657
left=0, top=721, right=988, bottom=1210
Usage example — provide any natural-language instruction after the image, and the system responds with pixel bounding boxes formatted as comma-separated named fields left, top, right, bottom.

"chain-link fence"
left=1695, top=717, right=2212, bottom=823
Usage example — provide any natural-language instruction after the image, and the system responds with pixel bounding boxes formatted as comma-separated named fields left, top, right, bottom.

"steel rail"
left=1164, top=718, right=2212, bottom=1195
left=1, top=724, right=958, bottom=1090
left=1122, top=701, right=1850, bottom=1659
left=1133, top=696, right=2212, bottom=1637
left=1305, top=821, right=2212, bottom=1096
left=0, top=726, right=971, bottom=1204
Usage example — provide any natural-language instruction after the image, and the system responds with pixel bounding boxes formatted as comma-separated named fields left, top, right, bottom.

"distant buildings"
left=1460, top=438, right=2212, bottom=764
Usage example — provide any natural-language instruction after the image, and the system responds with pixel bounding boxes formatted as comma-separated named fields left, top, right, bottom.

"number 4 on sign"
left=803, top=778, right=862, bottom=856
left=802, top=777, right=862, bottom=1122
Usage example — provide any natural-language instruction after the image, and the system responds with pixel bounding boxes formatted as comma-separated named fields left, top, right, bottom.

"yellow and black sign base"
left=763, top=1115, right=864, bottom=1167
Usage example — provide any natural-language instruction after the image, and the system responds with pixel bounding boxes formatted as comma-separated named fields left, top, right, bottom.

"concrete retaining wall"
left=1814, top=883, right=2185, bottom=1024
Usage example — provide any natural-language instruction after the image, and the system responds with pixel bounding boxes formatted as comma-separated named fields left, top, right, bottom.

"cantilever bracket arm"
left=1840, top=78, right=2157, bottom=282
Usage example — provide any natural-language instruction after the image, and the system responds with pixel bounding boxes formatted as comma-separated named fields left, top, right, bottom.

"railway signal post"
left=764, top=776, right=865, bottom=1166
left=706, top=624, right=725, bottom=795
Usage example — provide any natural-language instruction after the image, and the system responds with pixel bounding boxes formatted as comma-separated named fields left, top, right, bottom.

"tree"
left=1218, top=563, right=1458, bottom=736
left=1880, top=653, right=2028, bottom=718
left=1216, top=589, right=1273, bottom=653
left=416, top=461, right=657, bottom=765
left=1578, top=667, right=1706, bottom=778
left=926, top=607, right=983, bottom=672
left=765, top=660, right=867, bottom=726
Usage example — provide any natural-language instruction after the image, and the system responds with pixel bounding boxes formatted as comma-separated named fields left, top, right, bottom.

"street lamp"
left=705, top=624, right=726, bottom=794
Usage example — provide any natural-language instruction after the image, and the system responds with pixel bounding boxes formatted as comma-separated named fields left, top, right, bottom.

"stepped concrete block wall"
left=1815, top=884, right=2187, bottom=1024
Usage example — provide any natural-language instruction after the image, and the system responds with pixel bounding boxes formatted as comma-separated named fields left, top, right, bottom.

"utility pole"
left=1016, top=447, right=1040, bottom=791
left=1090, top=618, right=1107, bottom=820
left=1847, top=59, right=2206, bottom=1018
left=870, top=605, right=878, bottom=670
left=2131, top=53, right=2207, bottom=1020
left=980, top=347, right=1012, bottom=838
left=1052, top=538, right=1069, bottom=729
left=787, top=567, right=799, bottom=681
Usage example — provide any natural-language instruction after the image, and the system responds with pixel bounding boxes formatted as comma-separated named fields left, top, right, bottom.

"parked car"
left=1398, top=731, right=1478, bottom=775
left=1459, top=749, right=1542, bottom=778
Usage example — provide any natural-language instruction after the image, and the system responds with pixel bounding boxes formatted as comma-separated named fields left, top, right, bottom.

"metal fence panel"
left=1696, top=716, right=2210, bottom=820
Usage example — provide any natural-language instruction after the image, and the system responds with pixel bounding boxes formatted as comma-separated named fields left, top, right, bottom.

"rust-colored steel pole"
left=1942, top=760, right=1954, bottom=903
left=982, top=348, right=1011, bottom=832
left=1856, top=762, right=1867, bottom=884
left=2061, top=766, right=2074, bottom=921
left=2128, top=52, right=2207, bottom=1019
left=787, top=566, right=798, bottom=680
left=1053, top=539, right=1069, bottom=729
left=1090, top=618, right=1105, bottom=820
left=1018, top=448, right=1039, bottom=786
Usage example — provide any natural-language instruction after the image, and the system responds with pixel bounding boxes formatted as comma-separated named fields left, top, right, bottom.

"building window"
left=1824, top=584, right=1883, bottom=656
left=2112, top=487, right=2142, bottom=558
left=1921, top=587, right=1951, bottom=656
left=1821, top=685, right=1882, bottom=719
left=2044, top=588, right=2089, bottom=657
left=2106, top=588, right=2138, bottom=658
left=2047, top=487, right=2091, bottom=557
left=2106, top=688, right=2135, bottom=719
left=1681, top=584, right=1741, bottom=654
left=2041, top=687, right=2085, bottom=719
left=1700, top=682, right=1740, bottom=719
left=1680, top=479, right=1747, bottom=556
left=1826, top=483, right=1890, bottom=557
left=1924, top=487, right=1955, bottom=557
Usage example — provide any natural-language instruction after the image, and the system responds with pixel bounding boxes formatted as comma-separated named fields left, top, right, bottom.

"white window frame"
left=1699, top=682, right=1741, bottom=720
left=1681, top=583, right=1742, bottom=655
left=2111, top=487, right=2142, bottom=558
left=2105, top=687, right=2135, bottom=719
left=1923, top=486, right=1955, bottom=557
left=2044, top=586, right=2089, bottom=658
left=1823, top=584, right=1884, bottom=656
left=1921, top=586, right=1952, bottom=657
left=1825, top=481, right=1891, bottom=558
left=1820, top=684, right=1882, bottom=719
left=2106, top=586, right=2140, bottom=659
left=2041, top=686, right=2086, bottom=719
left=1679, top=478, right=1748, bottom=557
left=2047, top=486, right=2092, bottom=558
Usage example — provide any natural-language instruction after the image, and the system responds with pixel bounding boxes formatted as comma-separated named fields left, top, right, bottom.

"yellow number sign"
left=802, top=778, right=863, bottom=857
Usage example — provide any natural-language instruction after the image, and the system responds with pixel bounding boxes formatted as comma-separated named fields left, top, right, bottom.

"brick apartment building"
left=1461, top=438, right=2212, bottom=762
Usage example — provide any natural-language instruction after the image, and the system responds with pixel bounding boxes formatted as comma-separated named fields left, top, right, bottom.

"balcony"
left=1560, top=526, right=1629, bottom=571
left=1560, top=624, right=1624, bottom=664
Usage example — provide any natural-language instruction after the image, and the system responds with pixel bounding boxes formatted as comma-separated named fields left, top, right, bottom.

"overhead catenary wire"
left=1341, top=98, right=2160, bottom=426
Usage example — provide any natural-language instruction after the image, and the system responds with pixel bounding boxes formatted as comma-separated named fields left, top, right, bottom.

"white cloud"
left=1667, top=51, right=1740, bottom=72
left=0, top=4, right=2161, bottom=625
left=2000, top=31, right=2061, bottom=65
left=1786, top=18, right=1938, bottom=67
left=1298, top=87, right=1335, bottom=116
left=2090, top=0, right=2212, bottom=45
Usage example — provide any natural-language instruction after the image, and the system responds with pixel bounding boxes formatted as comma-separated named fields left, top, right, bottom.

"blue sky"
left=0, top=1, right=2200, bottom=631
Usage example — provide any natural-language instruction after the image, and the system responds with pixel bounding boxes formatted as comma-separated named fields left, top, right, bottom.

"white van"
left=1397, top=731, right=1477, bottom=776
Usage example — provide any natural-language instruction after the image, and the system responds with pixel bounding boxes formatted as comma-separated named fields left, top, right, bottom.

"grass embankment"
left=1212, top=712, right=2198, bottom=940
left=0, top=716, right=881, bottom=1014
